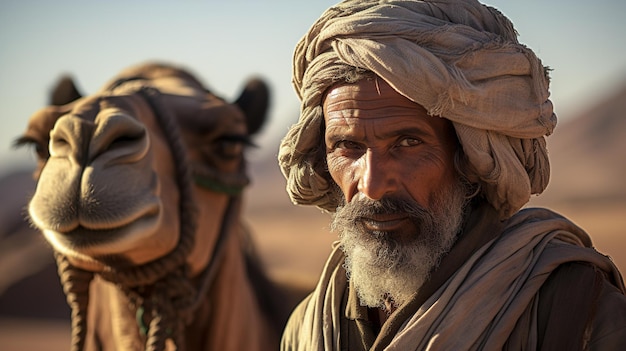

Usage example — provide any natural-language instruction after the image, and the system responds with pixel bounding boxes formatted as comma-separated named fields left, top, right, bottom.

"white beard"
left=332, top=180, right=468, bottom=311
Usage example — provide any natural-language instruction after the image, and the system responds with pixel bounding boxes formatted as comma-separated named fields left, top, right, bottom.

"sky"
left=1, top=0, right=625, bottom=171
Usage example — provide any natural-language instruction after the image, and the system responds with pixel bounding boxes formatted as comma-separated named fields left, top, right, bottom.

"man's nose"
left=357, top=149, right=397, bottom=201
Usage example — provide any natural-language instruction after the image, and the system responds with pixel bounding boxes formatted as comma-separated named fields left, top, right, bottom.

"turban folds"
left=278, top=0, right=556, bottom=218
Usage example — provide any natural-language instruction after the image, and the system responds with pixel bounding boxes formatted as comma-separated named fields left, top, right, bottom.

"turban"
left=278, top=0, right=556, bottom=219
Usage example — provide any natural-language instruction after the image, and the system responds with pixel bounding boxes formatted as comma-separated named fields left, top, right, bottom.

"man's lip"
left=359, top=215, right=409, bottom=231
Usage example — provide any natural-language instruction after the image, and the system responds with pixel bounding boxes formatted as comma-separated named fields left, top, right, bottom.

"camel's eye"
left=14, top=136, right=50, bottom=160
left=215, top=135, right=251, bottom=160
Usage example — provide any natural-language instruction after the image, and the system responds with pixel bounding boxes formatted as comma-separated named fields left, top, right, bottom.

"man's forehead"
left=323, top=78, right=427, bottom=120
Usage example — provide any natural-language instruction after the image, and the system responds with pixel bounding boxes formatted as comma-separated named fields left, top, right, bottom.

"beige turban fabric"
left=278, top=0, right=557, bottom=219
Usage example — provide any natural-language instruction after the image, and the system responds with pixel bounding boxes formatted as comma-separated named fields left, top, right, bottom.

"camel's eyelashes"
left=13, top=135, right=50, bottom=160
left=215, top=134, right=252, bottom=160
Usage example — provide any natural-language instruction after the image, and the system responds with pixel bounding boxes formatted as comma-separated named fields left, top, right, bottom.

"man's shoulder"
left=510, top=206, right=572, bottom=226
left=588, top=268, right=626, bottom=350
left=504, top=206, right=595, bottom=247
left=538, top=261, right=626, bottom=349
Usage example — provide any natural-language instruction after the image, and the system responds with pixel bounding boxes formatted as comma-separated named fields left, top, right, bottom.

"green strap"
left=194, top=175, right=246, bottom=195
left=136, top=306, right=148, bottom=336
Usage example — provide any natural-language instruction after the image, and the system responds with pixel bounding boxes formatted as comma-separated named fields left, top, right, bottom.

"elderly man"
left=278, top=0, right=626, bottom=350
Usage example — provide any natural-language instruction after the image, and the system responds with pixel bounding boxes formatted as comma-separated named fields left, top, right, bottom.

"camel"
left=14, top=62, right=297, bottom=351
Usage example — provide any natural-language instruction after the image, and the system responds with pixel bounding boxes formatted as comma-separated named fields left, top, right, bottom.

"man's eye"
left=397, top=137, right=422, bottom=147
left=334, top=140, right=362, bottom=150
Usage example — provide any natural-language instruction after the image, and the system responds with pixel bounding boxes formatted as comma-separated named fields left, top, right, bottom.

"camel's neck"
left=178, top=195, right=277, bottom=349
left=86, top=224, right=277, bottom=351
left=185, top=226, right=278, bottom=350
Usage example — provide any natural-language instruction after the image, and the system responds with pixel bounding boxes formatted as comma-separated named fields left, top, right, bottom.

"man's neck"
left=368, top=302, right=397, bottom=332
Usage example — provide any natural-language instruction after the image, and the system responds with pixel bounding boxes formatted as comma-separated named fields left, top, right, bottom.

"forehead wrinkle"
left=324, top=89, right=418, bottom=110
left=325, top=106, right=423, bottom=120
left=324, top=85, right=425, bottom=121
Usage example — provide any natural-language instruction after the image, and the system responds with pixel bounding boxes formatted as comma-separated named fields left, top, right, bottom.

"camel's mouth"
left=42, top=210, right=166, bottom=260
left=59, top=219, right=153, bottom=247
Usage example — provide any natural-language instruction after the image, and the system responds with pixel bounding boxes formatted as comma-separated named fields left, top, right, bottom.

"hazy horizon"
left=2, top=0, right=625, bottom=172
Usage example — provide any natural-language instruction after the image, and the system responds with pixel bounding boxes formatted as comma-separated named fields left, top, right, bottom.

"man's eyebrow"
left=325, top=125, right=434, bottom=143
left=325, top=133, right=352, bottom=143
left=325, top=125, right=358, bottom=139
left=384, top=126, right=432, bottom=136
left=368, top=125, right=436, bottom=142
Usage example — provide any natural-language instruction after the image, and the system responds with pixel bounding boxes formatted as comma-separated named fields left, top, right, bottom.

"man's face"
left=323, top=77, right=466, bottom=309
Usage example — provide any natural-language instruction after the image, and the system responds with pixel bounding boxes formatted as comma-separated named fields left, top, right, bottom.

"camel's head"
left=15, top=63, right=269, bottom=275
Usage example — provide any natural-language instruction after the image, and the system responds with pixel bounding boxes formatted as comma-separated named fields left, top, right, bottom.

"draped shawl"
left=281, top=208, right=625, bottom=350
left=278, top=0, right=557, bottom=218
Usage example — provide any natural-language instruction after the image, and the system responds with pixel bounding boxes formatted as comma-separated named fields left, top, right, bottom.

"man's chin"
left=341, top=223, right=460, bottom=309
left=343, top=240, right=433, bottom=310
left=349, top=259, right=427, bottom=310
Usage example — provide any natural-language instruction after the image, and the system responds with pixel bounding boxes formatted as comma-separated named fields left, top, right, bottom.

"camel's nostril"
left=89, top=112, right=150, bottom=165
left=105, top=131, right=146, bottom=152
left=50, top=138, right=71, bottom=159
left=47, top=116, right=92, bottom=162
left=51, top=136, right=70, bottom=150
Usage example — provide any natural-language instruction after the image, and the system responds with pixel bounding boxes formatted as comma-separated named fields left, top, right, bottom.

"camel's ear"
left=49, top=75, right=83, bottom=106
left=234, top=78, right=270, bottom=136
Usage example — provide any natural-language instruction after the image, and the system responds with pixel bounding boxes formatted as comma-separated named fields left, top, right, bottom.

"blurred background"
left=1, top=1, right=625, bottom=349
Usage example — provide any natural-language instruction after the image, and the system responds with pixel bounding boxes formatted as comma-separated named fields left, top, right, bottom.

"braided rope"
left=55, top=252, right=94, bottom=351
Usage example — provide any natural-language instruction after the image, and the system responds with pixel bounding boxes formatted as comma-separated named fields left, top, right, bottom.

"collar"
left=346, top=280, right=367, bottom=321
